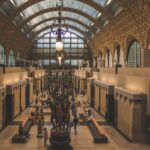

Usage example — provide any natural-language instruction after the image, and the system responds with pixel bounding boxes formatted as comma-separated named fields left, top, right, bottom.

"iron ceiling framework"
left=0, top=0, right=123, bottom=41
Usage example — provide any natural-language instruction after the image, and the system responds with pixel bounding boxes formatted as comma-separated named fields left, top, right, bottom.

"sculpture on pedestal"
left=48, top=71, right=73, bottom=150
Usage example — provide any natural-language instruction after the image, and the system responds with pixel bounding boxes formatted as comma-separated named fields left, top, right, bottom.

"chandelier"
left=51, top=2, right=68, bottom=52
left=56, top=50, right=65, bottom=65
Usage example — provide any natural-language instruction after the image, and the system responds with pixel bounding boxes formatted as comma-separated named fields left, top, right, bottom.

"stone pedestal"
left=47, top=129, right=73, bottom=150
left=94, top=80, right=100, bottom=112
left=99, top=81, right=114, bottom=123
left=50, top=129, right=71, bottom=146
left=87, top=78, right=95, bottom=107
left=47, top=145, right=73, bottom=150
left=0, top=87, right=6, bottom=131
left=114, top=87, right=147, bottom=142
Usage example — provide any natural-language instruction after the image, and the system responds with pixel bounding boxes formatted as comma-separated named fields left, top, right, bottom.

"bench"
left=88, top=117, right=108, bottom=143
left=12, top=134, right=26, bottom=143
left=22, top=118, right=32, bottom=137
left=12, top=117, right=33, bottom=143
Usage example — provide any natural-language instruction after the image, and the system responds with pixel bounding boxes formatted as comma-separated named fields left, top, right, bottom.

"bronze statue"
left=48, top=71, right=73, bottom=149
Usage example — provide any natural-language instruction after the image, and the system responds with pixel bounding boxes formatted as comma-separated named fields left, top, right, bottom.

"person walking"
left=43, top=128, right=48, bottom=146
left=73, top=115, right=79, bottom=134
left=71, top=101, right=76, bottom=116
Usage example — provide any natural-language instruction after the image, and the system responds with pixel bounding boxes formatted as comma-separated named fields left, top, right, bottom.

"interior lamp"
left=55, top=40, right=63, bottom=51
left=57, top=55, right=62, bottom=65
left=58, top=60, right=62, bottom=65
left=58, top=56, right=62, bottom=61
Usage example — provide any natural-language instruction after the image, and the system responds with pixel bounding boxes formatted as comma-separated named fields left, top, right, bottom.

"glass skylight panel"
left=98, top=15, right=108, bottom=27
left=34, top=21, right=87, bottom=34
left=0, top=0, right=15, bottom=16
left=21, top=0, right=98, bottom=19
left=64, top=0, right=98, bottom=18
left=34, top=21, right=54, bottom=32
left=12, top=0, right=112, bottom=11
left=69, top=29, right=84, bottom=38
left=37, top=29, right=50, bottom=38
left=29, top=12, right=58, bottom=27
left=13, top=0, right=28, bottom=7
left=28, top=11, right=91, bottom=29
left=106, top=1, right=123, bottom=17
left=62, top=12, right=92, bottom=26
left=65, top=20, right=87, bottom=32
left=92, top=0, right=109, bottom=7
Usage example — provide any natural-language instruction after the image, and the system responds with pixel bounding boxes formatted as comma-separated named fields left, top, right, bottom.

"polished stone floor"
left=0, top=124, right=150, bottom=150
left=0, top=95, right=150, bottom=150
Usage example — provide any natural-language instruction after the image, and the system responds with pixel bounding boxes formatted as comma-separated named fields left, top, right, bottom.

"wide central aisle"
left=0, top=94, right=150, bottom=150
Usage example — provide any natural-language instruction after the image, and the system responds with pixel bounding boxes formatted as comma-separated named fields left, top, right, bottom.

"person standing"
left=71, top=101, right=76, bottom=116
left=43, top=128, right=48, bottom=146
left=73, top=115, right=78, bottom=134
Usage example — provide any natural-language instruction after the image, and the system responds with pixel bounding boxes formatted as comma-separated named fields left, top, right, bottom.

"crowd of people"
left=34, top=90, right=92, bottom=147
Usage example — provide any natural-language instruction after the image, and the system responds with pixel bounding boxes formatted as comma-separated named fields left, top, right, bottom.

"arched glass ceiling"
left=10, top=0, right=112, bottom=8
left=33, top=20, right=87, bottom=33
left=20, top=0, right=98, bottom=19
left=26, top=11, right=92, bottom=29
left=0, top=0, right=122, bottom=40
left=33, top=20, right=54, bottom=33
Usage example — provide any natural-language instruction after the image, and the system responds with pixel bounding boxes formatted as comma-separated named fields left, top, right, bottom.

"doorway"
left=5, top=94, right=14, bottom=125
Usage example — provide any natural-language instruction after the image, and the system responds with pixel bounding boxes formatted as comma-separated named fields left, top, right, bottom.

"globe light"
left=55, top=41, right=63, bottom=51
left=58, top=56, right=62, bottom=61
left=58, top=60, right=62, bottom=65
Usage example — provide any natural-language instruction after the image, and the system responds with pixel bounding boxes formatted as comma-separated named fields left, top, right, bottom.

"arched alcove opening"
left=0, top=44, right=6, bottom=65
left=105, top=49, right=112, bottom=67
left=114, top=45, right=124, bottom=67
left=127, top=40, right=141, bottom=67
left=8, top=50, right=15, bottom=66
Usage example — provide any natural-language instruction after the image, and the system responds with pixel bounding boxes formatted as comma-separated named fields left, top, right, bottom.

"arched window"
left=127, top=40, right=141, bottom=67
left=0, top=45, right=6, bottom=65
left=8, top=50, right=15, bottom=66
left=105, top=49, right=112, bottom=67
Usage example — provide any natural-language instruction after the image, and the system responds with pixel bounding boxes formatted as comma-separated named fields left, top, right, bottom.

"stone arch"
left=97, top=49, right=104, bottom=68
left=113, top=41, right=125, bottom=67
left=0, top=44, right=6, bottom=64
left=125, top=34, right=142, bottom=56
left=8, top=49, right=16, bottom=66
left=104, top=47, right=113, bottom=67
left=126, top=40, right=142, bottom=68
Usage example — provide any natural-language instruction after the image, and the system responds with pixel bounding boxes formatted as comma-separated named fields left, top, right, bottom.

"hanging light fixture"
left=58, top=56, right=62, bottom=61
left=58, top=55, right=62, bottom=65
left=55, top=39, right=63, bottom=52
left=56, top=50, right=65, bottom=65
left=51, top=1, right=68, bottom=52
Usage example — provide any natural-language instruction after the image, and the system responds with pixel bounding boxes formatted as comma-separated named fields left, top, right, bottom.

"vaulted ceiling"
left=0, top=0, right=123, bottom=42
